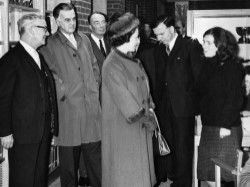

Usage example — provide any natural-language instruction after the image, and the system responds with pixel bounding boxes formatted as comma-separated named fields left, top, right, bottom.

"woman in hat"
left=101, top=12, right=156, bottom=187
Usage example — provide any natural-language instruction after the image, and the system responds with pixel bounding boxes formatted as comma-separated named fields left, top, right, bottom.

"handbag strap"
left=149, top=108, right=161, bottom=135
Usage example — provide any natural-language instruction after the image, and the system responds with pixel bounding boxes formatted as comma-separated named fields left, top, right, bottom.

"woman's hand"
left=219, top=127, right=231, bottom=138
left=142, top=121, right=157, bottom=132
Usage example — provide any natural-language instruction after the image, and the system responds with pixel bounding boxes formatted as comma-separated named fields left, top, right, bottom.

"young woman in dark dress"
left=197, top=27, right=245, bottom=186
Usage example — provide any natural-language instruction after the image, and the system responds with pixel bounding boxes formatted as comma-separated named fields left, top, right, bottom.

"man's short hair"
left=88, top=11, right=108, bottom=25
left=53, top=3, right=75, bottom=19
left=17, top=13, right=43, bottom=36
left=155, top=15, right=175, bottom=29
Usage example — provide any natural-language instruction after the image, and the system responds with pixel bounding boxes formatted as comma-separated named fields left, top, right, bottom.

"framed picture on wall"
left=187, top=9, right=250, bottom=60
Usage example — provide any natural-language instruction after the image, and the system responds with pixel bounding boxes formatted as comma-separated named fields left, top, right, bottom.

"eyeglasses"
left=35, top=25, right=48, bottom=32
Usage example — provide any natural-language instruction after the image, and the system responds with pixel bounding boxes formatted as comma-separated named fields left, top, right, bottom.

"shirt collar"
left=61, top=32, right=74, bottom=40
left=91, top=33, right=104, bottom=46
left=168, top=33, right=178, bottom=51
left=20, top=40, right=41, bottom=69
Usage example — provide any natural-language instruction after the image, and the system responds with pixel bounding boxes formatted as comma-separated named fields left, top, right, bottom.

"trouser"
left=59, top=141, right=101, bottom=187
left=9, top=138, right=51, bottom=187
left=155, top=93, right=195, bottom=187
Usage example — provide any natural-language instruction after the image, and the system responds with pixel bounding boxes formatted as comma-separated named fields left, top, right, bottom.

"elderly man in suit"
left=87, top=11, right=110, bottom=70
left=40, top=3, right=102, bottom=187
left=0, top=14, right=58, bottom=187
left=152, top=16, right=203, bottom=187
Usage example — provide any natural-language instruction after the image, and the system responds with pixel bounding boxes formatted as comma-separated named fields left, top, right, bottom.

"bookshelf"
left=0, top=0, right=49, bottom=57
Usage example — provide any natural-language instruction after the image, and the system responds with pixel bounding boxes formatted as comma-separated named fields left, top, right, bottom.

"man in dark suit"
left=0, top=14, right=58, bottom=187
left=152, top=16, right=203, bottom=187
left=87, top=11, right=111, bottom=71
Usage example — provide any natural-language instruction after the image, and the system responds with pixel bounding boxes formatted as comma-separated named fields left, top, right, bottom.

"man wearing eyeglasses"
left=40, top=3, right=101, bottom=187
left=151, top=16, right=203, bottom=187
left=0, top=14, right=58, bottom=187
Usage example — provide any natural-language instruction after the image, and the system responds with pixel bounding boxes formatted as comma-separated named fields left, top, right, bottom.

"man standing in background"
left=77, top=11, right=110, bottom=186
left=0, top=14, right=58, bottom=187
left=40, top=3, right=102, bottom=187
left=87, top=11, right=110, bottom=71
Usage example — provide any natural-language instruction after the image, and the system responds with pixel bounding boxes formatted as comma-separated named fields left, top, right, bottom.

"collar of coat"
left=55, top=30, right=83, bottom=48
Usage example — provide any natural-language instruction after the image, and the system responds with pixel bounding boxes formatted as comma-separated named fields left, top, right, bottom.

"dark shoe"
left=78, top=176, right=90, bottom=186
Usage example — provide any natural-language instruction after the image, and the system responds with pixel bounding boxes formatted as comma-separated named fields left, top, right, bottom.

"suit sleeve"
left=79, top=32, right=101, bottom=85
left=40, top=43, right=68, bottom=101
left=0, top=55, right=17, bottom=137
left=189, top=39, right=204, bottom=82
left=104, top=66, right=144, bottom=123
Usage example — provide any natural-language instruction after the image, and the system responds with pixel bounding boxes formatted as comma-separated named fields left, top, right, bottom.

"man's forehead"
left=24, top=18, right=46, bottom=27
left=91, top=13, right=105, bottom=22
left=153, top=23, right=166, bottom=33
left=59, top=9, right=75, bottom=19
left=33, top=19, right=46, bottom=26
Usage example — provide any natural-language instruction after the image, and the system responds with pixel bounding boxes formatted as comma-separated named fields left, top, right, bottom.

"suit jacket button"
left=78, top=67, right=80, bottom=71
left=73, top=53, right=76, bottom=57
left=165, top=83, right=168, bottom=86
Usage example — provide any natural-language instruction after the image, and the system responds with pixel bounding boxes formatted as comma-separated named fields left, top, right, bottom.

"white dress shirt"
left=90, top=33, right=106, bottom=52
left=168, top=33, right=178, bottom=52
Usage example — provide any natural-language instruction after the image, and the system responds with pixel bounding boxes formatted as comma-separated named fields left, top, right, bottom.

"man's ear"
left=55, top=18, right=60, bottom=27
left=169, top=26, right=175, bottom=34
left=26, top=25, right=34, bottom=37
left=89, top=24, right=93, bottom=32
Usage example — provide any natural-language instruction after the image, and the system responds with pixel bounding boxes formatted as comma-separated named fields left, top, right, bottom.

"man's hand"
left=142, top=109, right=157, bottom=132
left=219, top=128, right=231, bottom=138
left=1, top=134, right=14, bottom=149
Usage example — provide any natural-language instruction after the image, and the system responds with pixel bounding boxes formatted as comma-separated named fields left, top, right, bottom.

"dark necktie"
left=166, top=45, right=170, bottom=55
left=99, top=39, right=106, bottom=57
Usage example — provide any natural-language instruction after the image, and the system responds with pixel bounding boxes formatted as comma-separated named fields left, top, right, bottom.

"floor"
left=49, top=177, right=172, bottom=187
left=49, top=177, right=60, bottom=187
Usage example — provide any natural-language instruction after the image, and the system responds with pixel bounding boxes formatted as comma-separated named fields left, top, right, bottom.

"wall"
left=71, top=0, right=92, bottom=32
left=107, top=0, right=125, bottom=18
left=125, top=0, right=157, bottom=24
left=93, top=0, right=107, bottom=13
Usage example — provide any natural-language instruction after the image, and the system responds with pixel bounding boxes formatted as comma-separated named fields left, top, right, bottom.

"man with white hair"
left=0, top=13, right=58, bottom=187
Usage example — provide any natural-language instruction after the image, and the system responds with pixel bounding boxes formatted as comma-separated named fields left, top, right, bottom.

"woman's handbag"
left=150, top=109, right=170, bottom=156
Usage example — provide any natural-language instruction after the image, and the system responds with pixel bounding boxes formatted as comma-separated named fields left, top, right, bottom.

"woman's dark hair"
left=107, top=12, right=140, bottom=47
left=203, top=27, right=239, bottom=61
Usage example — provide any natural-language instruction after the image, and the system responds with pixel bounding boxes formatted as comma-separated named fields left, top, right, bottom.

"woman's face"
left=202, top=34, right=218, bottom=58
left=128, top=28, right=140, bottom=53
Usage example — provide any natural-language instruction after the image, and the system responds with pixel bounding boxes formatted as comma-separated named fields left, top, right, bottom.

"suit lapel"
left=56, top=31, right=77, bottom=50
left=167, top=36, right=183, bottom=64
left=87, top=34, right=106, bottom=60
left=104, top=37, right=111, bottom=54
left=16, top=42, right=41, bottom=73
